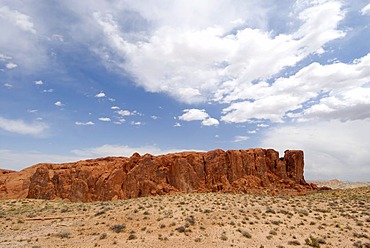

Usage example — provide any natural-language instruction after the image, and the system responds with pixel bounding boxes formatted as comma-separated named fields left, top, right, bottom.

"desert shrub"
left=354, top=233, right=369, bottom=239
left=356, top=221, right=364, bottom=226
left=110, top=224, right=126, bottom=233
left=237, top=228, right=252, bottom=239
left=287, top=240, right=300, bottom=246
left=353, top=241, right=362, bottom=248
left=266, top=208, right=276, bottom=214
left=279, top=209, right=292, bottom=216
left=185, top=215, right=196, bottom=225
left=95, top=209, right=107, bottom=216
left=56, top=230, right=71, bottom=239
left=128, top=234, right=137, bottom=240
left=295, top=208, right=309, bottom=216
left=60, top=207, right=69, bottom=213
left=175, top=226, right=186, bottom=233
left=314, top=208, right=330, bottom=213
left=271, top=220, right=281, bottom=225
left=304, top=235, right=325, bottom=247
left=269, top=230, right=277, bottom=235
left=99, top=233, right=107, bottom=240
left=220, top=232, right=228, bottom=241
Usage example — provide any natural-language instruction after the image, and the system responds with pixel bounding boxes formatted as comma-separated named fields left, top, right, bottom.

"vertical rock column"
left=284, top=150, right=305, bottom=184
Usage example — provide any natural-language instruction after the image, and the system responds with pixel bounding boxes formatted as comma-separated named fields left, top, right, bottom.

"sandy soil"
left=0, top=187, right=369, bottom=248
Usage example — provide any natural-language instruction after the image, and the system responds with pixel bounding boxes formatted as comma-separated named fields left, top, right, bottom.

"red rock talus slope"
left=0, top=148, right=317, bottom=202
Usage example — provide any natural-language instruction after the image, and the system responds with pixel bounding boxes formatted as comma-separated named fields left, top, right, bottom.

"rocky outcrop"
left=0, top=166, right=39, bottom=199
left=0, top=148, right=316, bottom=202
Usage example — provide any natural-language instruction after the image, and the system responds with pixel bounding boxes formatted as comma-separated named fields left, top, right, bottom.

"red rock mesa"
left=0, top=148, right=317, bottom=202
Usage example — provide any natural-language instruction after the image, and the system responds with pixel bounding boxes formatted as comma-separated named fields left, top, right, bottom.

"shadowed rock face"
left=0, top=148, right=315, bottom=202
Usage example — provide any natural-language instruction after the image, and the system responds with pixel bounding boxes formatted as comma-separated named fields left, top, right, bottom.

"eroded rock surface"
left=0, top=148, right=316, bottom=202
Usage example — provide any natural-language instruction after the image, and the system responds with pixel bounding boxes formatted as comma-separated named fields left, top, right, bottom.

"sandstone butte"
left=0, top=148, right=321, bottom=202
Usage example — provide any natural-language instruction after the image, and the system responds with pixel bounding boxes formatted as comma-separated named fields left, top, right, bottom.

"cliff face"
left=0, top=148, right=315, bottom=202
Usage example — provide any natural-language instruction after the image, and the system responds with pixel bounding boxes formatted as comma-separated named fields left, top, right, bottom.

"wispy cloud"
left=75, top=121, right=95, bottom=126
left=0, top=116, right=48, bottom=136
left=361, top=3, right=370, bottom=15
left=0, top=6, right=36, bottom=34
left=260, top=119, right=370, bottom=181
left=0, top=149, right=81, bottom=171
left=71, top=144, right=202, bottom=158
left=233, top=135, right=249, bottom=143
left=131, top=121, right=144, bottom=126
left=5, top=62, right=17, bottom=69
left=98, top=117, right=111, bottom=122
left=0, top=53, right=12, bottom=61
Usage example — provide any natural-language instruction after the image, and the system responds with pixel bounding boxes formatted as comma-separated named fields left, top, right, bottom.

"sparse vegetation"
left=0, top=186, right=368, bottom=247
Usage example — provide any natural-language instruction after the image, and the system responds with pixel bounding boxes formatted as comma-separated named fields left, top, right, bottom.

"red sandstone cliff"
left=0, top=148, right=316, bottom=202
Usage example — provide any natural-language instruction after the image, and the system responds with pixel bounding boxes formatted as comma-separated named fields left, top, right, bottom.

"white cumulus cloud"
left=93, top=0, right=345, bottom=108
left=179, top=109, right=219, bottom=126
left=95, top=92, right=106, bottom=98
left=117, top=110, right=132, bottom=116
left=201, top=117, right=219, bottom=127
left=222, top=52, right=370, bottom=123
left=179, top=109, right=210, bottom=121
left=54, top=101, right=63, bottom=107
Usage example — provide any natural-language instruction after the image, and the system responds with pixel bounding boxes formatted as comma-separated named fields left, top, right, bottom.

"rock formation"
left=0, top=148, right=317, bottom=202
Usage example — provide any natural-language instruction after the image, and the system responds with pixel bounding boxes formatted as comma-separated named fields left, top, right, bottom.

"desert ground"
left=0, top=187, right=369, bottom=248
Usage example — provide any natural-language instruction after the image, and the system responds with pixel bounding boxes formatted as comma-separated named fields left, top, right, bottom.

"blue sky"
left=0, top=0, right=369, bottom=181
